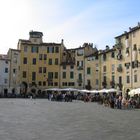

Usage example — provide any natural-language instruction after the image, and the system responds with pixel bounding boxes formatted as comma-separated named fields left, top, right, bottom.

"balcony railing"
left=77, top=66, right=83, bottom=70
left=132, top=60, right=138, bottom=68
left=117, top=54, right=123, bottom=60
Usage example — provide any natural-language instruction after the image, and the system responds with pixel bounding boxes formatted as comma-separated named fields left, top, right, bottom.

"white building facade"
left=0, top=56, right=10, bottom=97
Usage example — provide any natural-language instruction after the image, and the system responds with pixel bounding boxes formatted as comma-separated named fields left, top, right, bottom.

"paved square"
left=0, top=99, right=140, bottom=140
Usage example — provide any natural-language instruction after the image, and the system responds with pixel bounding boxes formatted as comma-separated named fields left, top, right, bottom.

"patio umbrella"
left=106, top=88, right=117, bottom=93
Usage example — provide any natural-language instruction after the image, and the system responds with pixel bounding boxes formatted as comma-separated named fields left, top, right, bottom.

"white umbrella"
left=98, top=89, right=108, bottom=93
left=106, top=88, right=117, bottom=93
left=61, top=88, right=79, bottom=91
left=133, top=88, right=140, bottom=95
left=45, top=88, right=61, bottom=91
left=80, top=89, right=90, bottom=93
left=128, top=89, right=135, bottom=97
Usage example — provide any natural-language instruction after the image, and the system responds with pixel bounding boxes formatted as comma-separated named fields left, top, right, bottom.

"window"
left=55, top=47, right=59, bottom=53
left=134, top=74, right=137, bottom=83
left=47, top=47, right=49, bottom=53
left=47, top=47, right=54, bottom=53
left=78, top=83, right=82, bottom=86
left=63, top=72, right=66, bottom=79
left=48, top=72, right=53, bottom=79
left=44, top=54, right=47, bottom=60
left=13, top=57, right=17, bottom=63
left=112, top=75, right=115, bottom=82
left=125, top=63, right=130, bottom=69
left=48, top=59, right=52, bottom=65
left=103, top=54, right=106, bottom=61
left=23, top=57, right=27, bottom=64
left=77, top=61, right=79, bottom=66
left=5, top=61, right=8, bottom=64
left=111, top=52, right=115, bottom=58
left=43, top=81, right=46, bottom=86
left=23, top=71, right=26, bottom=78
left=119, top=76, right=122, bottom=84
left=80, top=61, right=83, bottom=67
left=38, top=81, right=42, bottom=86
left=4, top=79, right=8, bottom=84
left=63, top=65, right=66, bottom=69
left=31, top=46, right=38, bottom=53
left=95, top=55, right=98, bottom=60
left=5, top=68, right=8, bottom=73
left=70, top=72, right=74, bottom=79
left=77, top=49, right=84, bottom=56
left=87, top=67, right=91, bottom=74
left=103, top=76, right=106, bottom=82
left=39, top=67, right=42, bottom=73
left=112, top=64, right=115, bottom=72
left=133, top=44, right=137, bottom=51
left=78, top=73, right=82, bottom=80
left=32, top=58, right=36, bottom=65
left=43, top=67, right=46, bottom=73
left=126, top=34, right=129, bottom=39
left=54, top=82, right=58, bottom=86
left=62, top=82, right=67, bottom=86
left=24, top=46, right=28, bottom=52
left=13, top=69, right=16, bottom=74
left=32, top=72, right=36, bottom=81
left=55, top=58, right=58, bottom=65
left=68, top=82, right=75, bottom=86
left=77, top=61, right=83, bottom=67
left=55, top=72, right=58, bottom=79
left=70, top=65, right=74, bottom=69
left=39, top=54, right=43, bottom=60
left=103, top=66, right=106, bottom=72
left=126, top=75, right=130, bottom=83
left=96, top=79, right=98, bottom=85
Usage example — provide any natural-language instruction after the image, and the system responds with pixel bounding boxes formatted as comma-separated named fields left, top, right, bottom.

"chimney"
left=61, top=39, right=64, bottom=44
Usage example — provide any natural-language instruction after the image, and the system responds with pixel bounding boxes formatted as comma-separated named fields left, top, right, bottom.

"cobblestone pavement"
left=0, top=99, right=140, bottom=140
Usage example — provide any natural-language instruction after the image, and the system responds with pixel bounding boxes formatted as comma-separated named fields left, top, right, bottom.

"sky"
left=0, top=0, right=140, bottom=54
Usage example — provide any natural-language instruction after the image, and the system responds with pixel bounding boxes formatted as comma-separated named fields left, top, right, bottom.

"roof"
left=115, top=23, right=140, bottom=39
left=18, top=39, right=61, bottom=46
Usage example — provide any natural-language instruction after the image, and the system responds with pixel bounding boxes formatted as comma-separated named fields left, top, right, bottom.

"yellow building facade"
left=85, top=23, right=140, bottom=96
left=17, top=31, right=64, bottom=95
left=15, top=23, right=140, bottom=96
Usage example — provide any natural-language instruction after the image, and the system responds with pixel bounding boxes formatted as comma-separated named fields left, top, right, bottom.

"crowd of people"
left=35, top=90, right=140, bottom=110
left=83, top=92, right=140, bottom=109
left=47, top=92, right=74, bottom=102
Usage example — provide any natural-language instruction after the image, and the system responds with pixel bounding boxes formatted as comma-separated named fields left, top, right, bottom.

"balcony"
left=77, top=66, right=84, bottom=70
left=117, top=54, right=123, bottom=60
left=132, top=60, right=138, bottom=68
